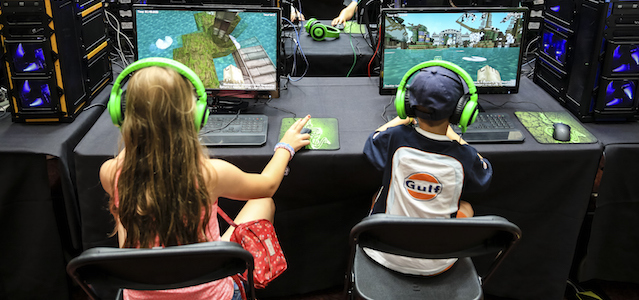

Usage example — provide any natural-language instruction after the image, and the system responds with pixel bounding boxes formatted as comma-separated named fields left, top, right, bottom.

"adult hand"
left=279, top=115, right=311, bottom=152
left=331, top=2, right=357, bottom=26
left=331, top=16, right=347, bottom=26
left=290, top=8, right=305, bottom=22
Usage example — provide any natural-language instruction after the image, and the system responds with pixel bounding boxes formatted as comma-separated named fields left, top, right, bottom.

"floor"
left=73, top=280, right=639, bottom=300
left=258, top=280, right=639, bottom=300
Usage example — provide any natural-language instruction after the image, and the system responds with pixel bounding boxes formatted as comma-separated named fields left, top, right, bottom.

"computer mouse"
left=301, top=127, right=312, bottom=134
left=334, top=23, right=344, bottom=30
left=552, top=122, right=571, bottom=142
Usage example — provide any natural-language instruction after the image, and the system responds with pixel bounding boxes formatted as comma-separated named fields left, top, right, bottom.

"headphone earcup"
left=449, top=96, right=468, bottom=125
left=404, top=90, right=415, bottom=117
left=311, top=22, right=326, bottom=41
left=452, top=96, right=479, bottom=133
left=108, top=87, right=124, bottom=126
left=194, top=97, right=209, bottom=131
left=395, top=83, right=408, bottom=119
left=459, top=99, right=479, bottom=131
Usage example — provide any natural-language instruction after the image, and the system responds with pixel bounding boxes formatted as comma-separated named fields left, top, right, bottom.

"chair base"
left=352, top=247, right=483, bottom=300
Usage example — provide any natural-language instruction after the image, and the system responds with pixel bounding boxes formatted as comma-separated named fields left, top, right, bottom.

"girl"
left=99, top=64, right=311, bottom=300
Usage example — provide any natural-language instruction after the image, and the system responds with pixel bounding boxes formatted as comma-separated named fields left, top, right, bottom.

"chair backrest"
left=67, top=241, right=255, bottom=300
left=349, top=214, right=521, bottom=284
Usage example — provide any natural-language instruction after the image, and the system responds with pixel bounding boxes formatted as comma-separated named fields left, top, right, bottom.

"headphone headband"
left=108, top=57, right=209, bottom=130
left=394, top=60, right=479, bottom=133
left=305, top=18, right=340, bottom=41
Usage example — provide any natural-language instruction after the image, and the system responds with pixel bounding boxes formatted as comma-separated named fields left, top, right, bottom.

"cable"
left=83, top=102, right=107, bottom=111
left=524, top=36, right=539, bottom=60
left=282, top=17, right=309, bottom=82
left=345, top=0, right=365, bottom=77
left=346, top=29, right=357, bottom=77
left=198, top=110, right=240, bottom=135
left=105, top=10, right=126, bottom=65
left=105, top=10, right=134, bottom=67
left=263, top=97, right=297, bottom=118
left=478, top=96, right=545, bottom=112
left=381, top=95, right=395, bottom=123
left=368, top=26, right=382, bottom=77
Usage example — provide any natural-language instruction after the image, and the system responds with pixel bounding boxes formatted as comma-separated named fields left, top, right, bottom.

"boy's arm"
left=375, top=116, right=414, bottom=132
left=446, top=125, right=468, bottom=145
left=447, top=125, right=488, bottom=168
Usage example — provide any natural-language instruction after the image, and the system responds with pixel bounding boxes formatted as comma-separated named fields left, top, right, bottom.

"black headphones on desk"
left=304, top=18, right=340, bottom=41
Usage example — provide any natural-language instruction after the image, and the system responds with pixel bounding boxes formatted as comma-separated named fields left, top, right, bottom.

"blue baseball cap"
left=408, top=66, right=465, bottom=121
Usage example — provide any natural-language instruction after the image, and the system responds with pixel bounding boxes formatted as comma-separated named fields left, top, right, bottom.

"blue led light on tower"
left=604, top=80, right=637, bottom=109
left=17, top=79, right=54, bottom=109
left=9, top=43, right=47, bottom=73
left=543, top=0, right=577, bottom=29
left=610, top=44, right=639, bottom=74
left=542, top=31, right=568, bottom=65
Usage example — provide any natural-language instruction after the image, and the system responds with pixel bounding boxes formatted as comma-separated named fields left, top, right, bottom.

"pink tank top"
left=113, top=170, right=233, bottom=300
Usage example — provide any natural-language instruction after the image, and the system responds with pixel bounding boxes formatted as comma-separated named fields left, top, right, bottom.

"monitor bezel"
left=378, top=6, right=529, bottom=95
left=132, top=4, right=282, bottom=99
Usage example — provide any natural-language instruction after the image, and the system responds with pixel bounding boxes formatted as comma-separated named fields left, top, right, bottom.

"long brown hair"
left=110, top=66, right=213, bottom=248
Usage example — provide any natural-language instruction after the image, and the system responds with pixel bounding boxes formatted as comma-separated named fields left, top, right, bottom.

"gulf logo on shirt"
left=404, top=172, right=442, bottom=200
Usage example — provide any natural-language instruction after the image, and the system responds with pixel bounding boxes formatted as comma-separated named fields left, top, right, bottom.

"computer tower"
left=0, top=0, right=112, bottom=123
left=534, top=17, right=573, bottom=100
left=535, top=0, right=639, bottom=122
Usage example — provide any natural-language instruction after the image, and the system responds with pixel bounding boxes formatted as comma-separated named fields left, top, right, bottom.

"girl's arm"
left=209, top=115, right=311, bottom=200
left=99, top=156, right=127, bottom=247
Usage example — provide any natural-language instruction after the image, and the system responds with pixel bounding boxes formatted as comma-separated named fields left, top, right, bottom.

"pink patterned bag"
left=218, top=207, right=287, bottom=289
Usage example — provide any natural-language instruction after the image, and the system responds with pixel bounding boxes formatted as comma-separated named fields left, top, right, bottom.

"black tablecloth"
left=578, top=120, right=639, bottom=284
left=74, top=77, right=602, bottom=300
left=283, top=20, right=376, bottom=77
left=0, top=88, right=109, bottom=299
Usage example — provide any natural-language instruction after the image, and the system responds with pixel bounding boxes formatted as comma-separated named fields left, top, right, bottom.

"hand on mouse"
left=280, top=115, right=311, bottom=152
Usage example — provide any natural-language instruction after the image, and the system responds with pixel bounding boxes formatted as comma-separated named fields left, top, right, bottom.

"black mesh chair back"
left=67, top=241, right=255, bottom=300
left=344, top=214, right=521, bottom=300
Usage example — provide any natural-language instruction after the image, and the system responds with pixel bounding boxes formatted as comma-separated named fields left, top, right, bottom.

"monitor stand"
left=208, top=95, right=250, bottom=114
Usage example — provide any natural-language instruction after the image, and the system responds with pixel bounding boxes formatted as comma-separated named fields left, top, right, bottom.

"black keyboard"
left=452, top=113, right=525, bottom=143
left=199, top=114, right=268, bottom=146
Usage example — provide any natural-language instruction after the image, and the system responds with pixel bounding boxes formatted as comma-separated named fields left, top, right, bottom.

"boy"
left=362, top=65, right=493, bottom=275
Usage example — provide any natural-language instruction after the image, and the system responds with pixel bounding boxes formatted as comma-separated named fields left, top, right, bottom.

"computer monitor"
left=137, top=0, right=276, bottom=6
left=133, top=4, right=281, bottom=99
left=379, top=7, right=529, bottom=95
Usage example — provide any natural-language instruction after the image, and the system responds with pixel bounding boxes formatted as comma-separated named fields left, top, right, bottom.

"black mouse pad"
left=279, top=118, right=340, bottom=150
left=514, top=111, right=597, bottom=144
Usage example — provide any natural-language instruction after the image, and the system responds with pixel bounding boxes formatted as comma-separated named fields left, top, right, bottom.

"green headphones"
left=304, top=18, right=340, bottom=41
left=108, top=57, right=209, bottom=130
left=395, top=60, right=479, bottom=134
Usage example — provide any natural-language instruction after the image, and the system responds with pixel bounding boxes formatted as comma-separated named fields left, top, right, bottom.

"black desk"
left=578, top=120, right=639, bottom=284
left=283, top=21, right=376, bottom=77
left=0, top=90, right=108, bottom=299
left=74, top=77, right=602, bottom=300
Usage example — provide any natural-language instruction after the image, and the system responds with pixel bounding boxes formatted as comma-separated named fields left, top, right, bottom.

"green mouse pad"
left=279, top=118, right=340, bottom=150
left=344, top=21, right=366, bottom=34
left=514, top=111, right=598, bottom=144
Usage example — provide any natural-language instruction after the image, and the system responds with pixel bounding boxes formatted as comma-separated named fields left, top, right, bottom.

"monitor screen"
left=137, top=1, right=276, bottom=7
left=379, top=7, right=529, bottom=95
left=133, top=4, right=281, bottom=98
